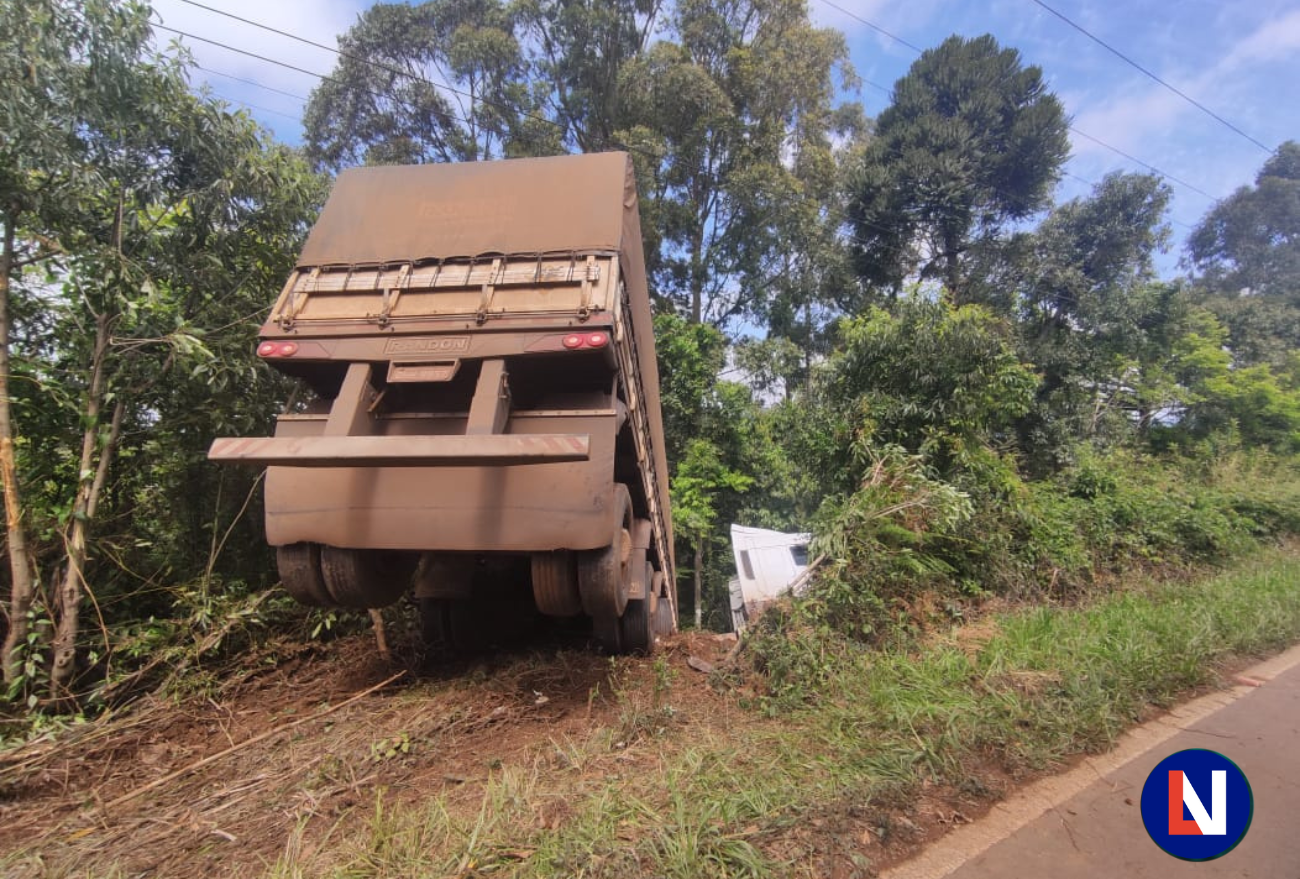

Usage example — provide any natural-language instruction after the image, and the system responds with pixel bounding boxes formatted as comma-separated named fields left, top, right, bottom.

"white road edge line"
left=881, top=641, right=1300, bottom=879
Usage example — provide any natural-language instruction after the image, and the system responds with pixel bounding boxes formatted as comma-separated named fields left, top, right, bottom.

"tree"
left=671, top=439, right=752, bottom=628
left=303, top=0, right=549, bottom=170
left=848, top=34, right=1069, bottom=301
left=1188, top=141, right=1300, bottom=299
left=1013, top=173, right=1174, bottom=457
left=1150, top=308, right=1300, bottom=452
left=825, top=297, right=1038, bottom=481
left=1, top=0, right=322, bottom=700
left=618, top=0, right=858, bottom=326
left=519, top=0, right=661, bottom=152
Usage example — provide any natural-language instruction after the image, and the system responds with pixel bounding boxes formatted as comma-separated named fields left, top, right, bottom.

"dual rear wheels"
left=275, top=484, right=676, bottom=655
left=570, top=485, right=674, bottom=655
left=277, top=543, right=414, bottom=609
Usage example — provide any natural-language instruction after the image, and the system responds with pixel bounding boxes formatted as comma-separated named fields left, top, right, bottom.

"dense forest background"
left=2, top=0, right=1299, bottom=712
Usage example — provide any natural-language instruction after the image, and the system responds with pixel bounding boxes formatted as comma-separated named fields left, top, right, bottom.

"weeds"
left=263, top=549, right=1300, bottom=879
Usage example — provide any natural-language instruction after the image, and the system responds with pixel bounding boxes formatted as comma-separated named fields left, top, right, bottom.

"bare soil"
left=0, top=630, right=772, bottom=876
left=0, top=620, right=1193, bottom=879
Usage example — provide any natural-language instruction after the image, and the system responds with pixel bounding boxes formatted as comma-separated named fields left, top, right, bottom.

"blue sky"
left=152, top=0, right=1300, bottom=278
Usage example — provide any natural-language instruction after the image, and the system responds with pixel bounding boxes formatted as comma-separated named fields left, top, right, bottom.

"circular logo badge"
left=1140, top=748, right=1253, bottom=861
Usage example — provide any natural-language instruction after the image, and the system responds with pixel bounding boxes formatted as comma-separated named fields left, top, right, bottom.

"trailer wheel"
left=320, top=547, right=416, bottom=609
left=531, top=551, right=582, bottom=617
left=652, top=572, right=676, bottom=635
left=619, top=562, right=656, bottom=655
left=420, top=597, right=458, bottom=657
left=578, top=484, right=633, bottom=619
left=592, top=613, right=623, bottom=654
left=277, top=543, right=332, bottom=606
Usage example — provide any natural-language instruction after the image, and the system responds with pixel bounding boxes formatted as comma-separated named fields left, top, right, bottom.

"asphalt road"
left=885, top=643, right=1300, bottom=879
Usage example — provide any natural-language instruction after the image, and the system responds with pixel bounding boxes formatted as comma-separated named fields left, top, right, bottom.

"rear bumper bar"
left=208, top=434, right=590, bottom=467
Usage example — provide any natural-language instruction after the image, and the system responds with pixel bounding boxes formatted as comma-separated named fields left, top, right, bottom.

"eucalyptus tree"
left=1, top=0, right=322, bottom=700
left=849, top=34, right=1069, bottom=302
left=303, top=0, right=549, bottom=170
left=618, top=0, right=858, bottom=326
left=519, top=0, right=661, bottom=152
left=1188, top=142, right=1300, bottom=367
left=1189, top=141, right=1300, bottom=299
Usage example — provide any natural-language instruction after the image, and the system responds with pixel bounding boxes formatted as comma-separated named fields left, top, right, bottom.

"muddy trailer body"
left=209, top=153, right=676, bottom=653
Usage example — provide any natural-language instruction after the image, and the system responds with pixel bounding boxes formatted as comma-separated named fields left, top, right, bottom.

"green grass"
left=265, top=547, right=1300, bottom=878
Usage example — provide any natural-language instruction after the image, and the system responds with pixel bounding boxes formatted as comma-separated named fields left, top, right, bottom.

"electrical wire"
left=209, top=90, right=301, bottom=121
left=810, top=0, right=923, bottom=53
left=173, top=0, right=1225, bottom=211
left=1067, top=128, right=1217, bottom=201
left=170, top=0, right=590, bottom=154
left=163, top=4, right=1206, bottom=280
left=195, top=63, right=309, bottom=102
left=1028, top=0, right=1273, bottom=154
left=155, top=24, right=492, bottom=150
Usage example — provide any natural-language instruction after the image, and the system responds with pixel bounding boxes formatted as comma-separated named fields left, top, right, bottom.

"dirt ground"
left=0, top=625, right=1043, bottom=879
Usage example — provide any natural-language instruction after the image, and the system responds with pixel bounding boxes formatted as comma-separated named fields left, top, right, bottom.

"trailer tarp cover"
left=294, top=152, right=671, bottom=571
left=297, top=152, right=638, bottom=267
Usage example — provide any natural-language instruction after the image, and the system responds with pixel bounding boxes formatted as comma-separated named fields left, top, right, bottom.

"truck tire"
left=531, top=550, right=582, bottom=617
left=619, top=562, right=656, bottom=655
left=652, top=571, right=676, bottom=636
left=578, top=484, right=633, bottom=619
left=420, top=597, right=458, bottom=657
left=277, top=543, right=333, bottom=607
left=592, top=613, right=623, bottom=654
left=320, top=547, right=416, bottom=609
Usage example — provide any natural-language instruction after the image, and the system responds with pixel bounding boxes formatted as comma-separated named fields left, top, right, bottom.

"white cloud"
left=1069, top=85, right=1189, bottom=160
left=1220, top=7, right=1300, bottom=70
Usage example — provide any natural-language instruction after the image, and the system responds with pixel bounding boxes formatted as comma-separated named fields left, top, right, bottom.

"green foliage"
left=303, top=0, right=550, bottom=169
left=618, top=0, right=858, bottom=324
left=825, top=296, right=1037, bottom=477
left=1162, top=309, right=1300, bottom=452
left=804, top=447, right=973, bottom=641
left=671, top=439, right=754, bottom=542
left=1189, top=140, right=1300, bottom=298
left=0, top=0, right=324, bottom=706
left=849, top=34, right=1070, bottom=298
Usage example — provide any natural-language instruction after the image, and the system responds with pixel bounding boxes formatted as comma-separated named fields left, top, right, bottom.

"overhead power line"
left=1028, top=0, right=1273, bottom=154
left=155, top=25, right=491, bottom=147
left=811, top=0, right=923, bottom=53
left=170, top=0, right=585, bottom=155
left=1067, top=128, right=1217, bottom=201
left=212, top=92, right=301, bottom=122
left=196, top=63, right=309, bottom=103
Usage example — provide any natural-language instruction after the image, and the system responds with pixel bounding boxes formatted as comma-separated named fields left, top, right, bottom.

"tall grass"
left=267, top=548, right=1300, bottom=879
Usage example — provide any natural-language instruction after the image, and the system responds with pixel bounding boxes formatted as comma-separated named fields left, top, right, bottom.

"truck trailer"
left=208, top=152, right=676, bottom=654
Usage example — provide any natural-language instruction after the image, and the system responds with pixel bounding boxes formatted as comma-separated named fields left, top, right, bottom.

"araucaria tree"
left=848, top=34, right=1069, bottom=301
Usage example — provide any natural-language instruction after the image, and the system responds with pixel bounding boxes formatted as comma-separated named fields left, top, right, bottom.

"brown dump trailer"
left=208, top=152, right=675, bottom=654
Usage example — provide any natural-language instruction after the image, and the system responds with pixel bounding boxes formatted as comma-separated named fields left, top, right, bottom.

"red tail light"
left=257, top=341, right=298, bottom=358
left=562, top=334, right=585, bottom=349
left=585, top=332, right=608, bottom=348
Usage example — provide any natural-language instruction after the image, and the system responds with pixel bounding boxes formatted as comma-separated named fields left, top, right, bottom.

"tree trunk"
left=942, top=227, right=962, bottom=304
left=0, top=215, right=39, bottom=687
left=803, top=298, right=813, bottom=397
left=689, top=224, right=705, bottom=325
left=50, top=314, right=117, bottom=696
left=693, top=540, right=703, bottom=630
